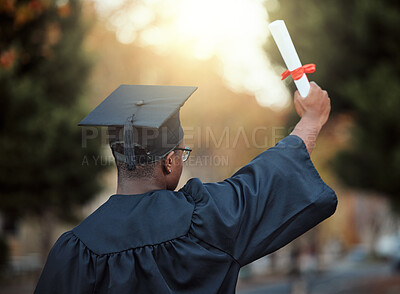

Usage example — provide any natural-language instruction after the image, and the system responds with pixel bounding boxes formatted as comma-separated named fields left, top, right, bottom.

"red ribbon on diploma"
left=281, top=64, right=316, bottom=81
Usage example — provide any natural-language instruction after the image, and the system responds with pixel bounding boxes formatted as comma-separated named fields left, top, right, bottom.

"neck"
left=116, top=176, right=166, bottom=195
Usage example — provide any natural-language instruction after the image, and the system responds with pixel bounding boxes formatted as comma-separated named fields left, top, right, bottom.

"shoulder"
left=180, top=178, right=208, bottom=201
left=45, top=231, right=95, bottom=261
left=180, top=178, right=236, bottom=208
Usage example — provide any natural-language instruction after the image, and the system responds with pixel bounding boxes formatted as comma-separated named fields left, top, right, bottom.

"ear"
left=163, top=151, right=175, bottom=174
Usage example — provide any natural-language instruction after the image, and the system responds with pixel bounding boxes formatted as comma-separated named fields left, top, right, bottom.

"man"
left=35, top=82, right=337, bottom=293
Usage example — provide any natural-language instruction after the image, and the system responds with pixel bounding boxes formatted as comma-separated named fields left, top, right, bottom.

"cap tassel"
left=124, top=119, right=136, bottom=170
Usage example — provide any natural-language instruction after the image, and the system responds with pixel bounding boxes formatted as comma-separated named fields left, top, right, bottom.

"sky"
left=91, top=0, right=290, bottom=109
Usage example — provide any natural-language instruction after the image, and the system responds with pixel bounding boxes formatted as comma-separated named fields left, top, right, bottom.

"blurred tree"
left=267, top=0, right=400, bottom=211
left=0, top=0, right=106, bottom=260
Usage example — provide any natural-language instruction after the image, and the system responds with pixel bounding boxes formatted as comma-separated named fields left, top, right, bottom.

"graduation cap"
left=79, top=85, right=197, bottom=170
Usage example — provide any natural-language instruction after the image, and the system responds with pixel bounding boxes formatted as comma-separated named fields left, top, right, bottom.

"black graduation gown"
left=34, top=135, right=337, bottom=294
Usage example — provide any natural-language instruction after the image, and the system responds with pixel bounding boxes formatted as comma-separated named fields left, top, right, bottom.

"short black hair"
left=110, top=142, right=157, bottom=179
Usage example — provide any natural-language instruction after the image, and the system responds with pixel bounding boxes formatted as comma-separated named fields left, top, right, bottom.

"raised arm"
left=291, top=82, right=331, bottom=154
left=186, top=83, right=336, bottom=265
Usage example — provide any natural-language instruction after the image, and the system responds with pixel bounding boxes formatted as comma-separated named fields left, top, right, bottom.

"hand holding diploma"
left=268, top=20, right=332, bottom=153
left=291, top=82, right=331, bottom=154
left=268, top=20, right=315, bottom=98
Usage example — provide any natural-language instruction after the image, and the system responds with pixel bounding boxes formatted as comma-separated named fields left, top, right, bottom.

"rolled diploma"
left=268, top=20, right=310, bottom=98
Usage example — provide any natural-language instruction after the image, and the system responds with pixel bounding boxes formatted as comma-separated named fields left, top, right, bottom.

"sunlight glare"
left=94, top=0, right=290, bottom=109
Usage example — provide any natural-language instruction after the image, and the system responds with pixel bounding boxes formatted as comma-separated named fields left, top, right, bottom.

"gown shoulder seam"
left=71, top=230, right=192, bottom=256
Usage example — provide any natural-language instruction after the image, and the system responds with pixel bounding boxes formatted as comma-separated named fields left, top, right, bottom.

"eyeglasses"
left=174, top=146, right=192, bottom=162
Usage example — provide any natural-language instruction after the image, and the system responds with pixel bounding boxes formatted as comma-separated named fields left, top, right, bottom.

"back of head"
left=108, top=126, right=158, bottom=179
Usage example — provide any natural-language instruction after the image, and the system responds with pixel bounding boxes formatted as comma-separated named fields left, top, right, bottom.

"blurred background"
left=1, top=0, right=400, bottom=293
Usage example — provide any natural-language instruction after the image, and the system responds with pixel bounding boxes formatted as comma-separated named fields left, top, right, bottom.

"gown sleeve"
left=184, top=135, right=337, bottom=266
left=34, top=231, right=97, bottom=294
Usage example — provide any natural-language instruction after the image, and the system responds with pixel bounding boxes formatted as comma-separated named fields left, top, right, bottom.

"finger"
left=308, top=82, right=321, bottom=96
left=293, top=96, right=304, bottom=117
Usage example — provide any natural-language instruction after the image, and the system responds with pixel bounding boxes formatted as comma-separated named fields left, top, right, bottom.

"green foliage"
left=267, top=0, right=400, bottom=207
left=0, top=0, right=107, bottom=223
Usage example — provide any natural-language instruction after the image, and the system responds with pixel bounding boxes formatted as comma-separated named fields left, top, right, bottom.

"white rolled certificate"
left=268, top=20, right=310, bottom=98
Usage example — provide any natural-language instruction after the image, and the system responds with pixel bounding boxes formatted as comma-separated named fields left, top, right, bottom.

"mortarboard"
left=78, top=85, right=197, bottom=170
